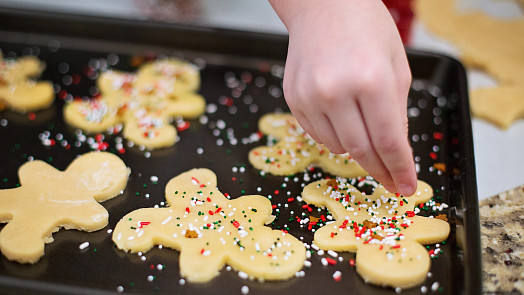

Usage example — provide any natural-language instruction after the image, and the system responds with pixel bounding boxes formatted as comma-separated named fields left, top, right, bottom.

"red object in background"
left=383, top=0, right=414, bottom=45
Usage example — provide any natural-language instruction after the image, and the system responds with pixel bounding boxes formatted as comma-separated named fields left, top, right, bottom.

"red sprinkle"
left=139, top=221, right=151, bottom=228
left=326, top=257, right=337, bottom=265
left=177, top=121, right=191, bottom=132
left=349, top=259, right=355, bottom=266
left=233, top=221, right=240, bottom=228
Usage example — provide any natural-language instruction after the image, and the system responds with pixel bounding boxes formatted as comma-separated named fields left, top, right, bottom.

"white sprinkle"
left=79, top=242, right=89, bottom=250
left=431, top=282, right=440, bottom=291
left=116, top=286, right=124, bottom=293
left=327, top=250, right=338, bottom=258
left=241, top=285, right=249, bottom=294
left=179, top=278, right=185, bottom=285
left=147, top=275, right=154, bottom=282
left=238, top=271, right=249, bottom=280
left=150, top=175, right=158, bottom=182
left=161, top=216, right=172, bottom=224
left=421, top=286, right=428, bottom=293
left=333, top=271, right=342, bottom=281
left=395, top=287, right=402, bottom=293
left=321, top=258, right=328, bottom=266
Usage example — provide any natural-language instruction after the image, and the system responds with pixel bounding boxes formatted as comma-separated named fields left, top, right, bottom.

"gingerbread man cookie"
left=0, top=51, right=54, bottom=113
left=113, top=168, right=306, bottom=283
left=64, top=58, right=206, bottom=149
left=302, top=178, right=449, bottom=288
left=249, top=113, right=368, bottom=177
left=415, top=0, right=524, bottom=128
left=0, top=152, right=129, bottom=264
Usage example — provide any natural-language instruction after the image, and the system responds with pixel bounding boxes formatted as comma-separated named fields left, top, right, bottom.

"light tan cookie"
left=302, top=178, right=449, bottom=288
left=415, top=0, right=524, bottom=128
left=249, top=113, right=368, bottom=177
left=136, top=58, right=200, bottom=96
left=113, top=168, right=306, bottom=283
left=63, top=58, right=205, bottom=149
left=0, top=51, right=54, bottom=112
left=0, top=152, right=129, bottom=264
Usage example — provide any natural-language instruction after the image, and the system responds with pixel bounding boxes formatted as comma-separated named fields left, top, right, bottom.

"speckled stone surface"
left=480, top=185, right=524, bottom=294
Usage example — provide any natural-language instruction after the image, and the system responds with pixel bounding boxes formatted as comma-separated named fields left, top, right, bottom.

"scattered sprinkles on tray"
left=0, top=44, right=457, bottom=294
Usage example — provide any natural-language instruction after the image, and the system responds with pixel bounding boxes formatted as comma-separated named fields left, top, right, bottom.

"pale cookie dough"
left=64, top=58, right=206, bottom=149
left=249, top=113, right=368, bottom=177
left=0, top=51, right=54, bottom=113
left=415, top=0, right=524, bottom=128
left=113, top=168, right=306, bottom=283
left=0, top=152, right=129, bottom=264
left=302, top=178, right=450, bottom=288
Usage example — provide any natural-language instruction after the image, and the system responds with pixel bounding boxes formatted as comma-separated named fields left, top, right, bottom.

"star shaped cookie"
left=302, top=177, right=450, bottom=288
left=64, top=58, right=206, bottom=149
left=0, top=152, right=129, bottom=263
left=249, top=113, right=368, bottom=177
left=0, top=51, right=54, bottom=112
left=113, top=168, right=306, bottom=283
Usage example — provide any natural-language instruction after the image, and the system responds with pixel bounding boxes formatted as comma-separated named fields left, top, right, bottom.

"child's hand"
left=270, top=0, right=417, bottom=196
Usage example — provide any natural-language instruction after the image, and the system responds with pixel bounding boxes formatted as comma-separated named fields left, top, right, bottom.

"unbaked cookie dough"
left=0, top=51, right=54, bottom=113
left=249, top=113, right=368, bottom=177
left=415, top=0, right=524, bottom=128
left=302, top=177, right=449, bottom=288
left=64, top=58, right=206, bottom=149
left=113, top=168, right=306, bottom=283
left=0, top=152, right=129, bottom=264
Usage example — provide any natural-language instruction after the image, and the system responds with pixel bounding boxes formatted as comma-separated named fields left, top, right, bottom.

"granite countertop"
left=480, top=185, right=524, bottom=294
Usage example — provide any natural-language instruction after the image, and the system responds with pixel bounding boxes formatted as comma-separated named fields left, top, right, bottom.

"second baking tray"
left=0, top=7, right=481, bottom=295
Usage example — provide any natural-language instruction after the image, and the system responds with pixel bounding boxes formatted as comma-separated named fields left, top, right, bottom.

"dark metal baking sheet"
left=0, top=7, right=481, bottom=295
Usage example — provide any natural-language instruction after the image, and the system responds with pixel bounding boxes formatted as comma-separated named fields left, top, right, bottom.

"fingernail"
left=398, top=183, right=416, bottom=196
